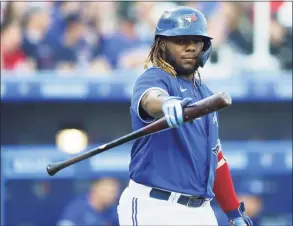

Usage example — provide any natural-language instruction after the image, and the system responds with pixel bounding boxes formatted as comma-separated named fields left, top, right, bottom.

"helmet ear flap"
left=198, top=39, right=212, bottom=68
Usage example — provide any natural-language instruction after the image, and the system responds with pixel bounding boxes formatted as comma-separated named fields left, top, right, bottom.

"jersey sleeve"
left=131, top=68, right=170, bottom=123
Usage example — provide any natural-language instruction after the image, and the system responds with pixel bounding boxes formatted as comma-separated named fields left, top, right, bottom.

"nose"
left=186, top=40, right=203, bottom=52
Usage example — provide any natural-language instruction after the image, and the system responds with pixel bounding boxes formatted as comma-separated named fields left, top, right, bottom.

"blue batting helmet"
left=155, top=6, right=213, bottom=67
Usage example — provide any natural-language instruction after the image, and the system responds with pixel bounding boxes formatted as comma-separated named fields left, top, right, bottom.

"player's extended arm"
left=141, top=89, right=170, bottom=118
left=140, top=89, right=192, bottom=127
left=213, top=148, right=253, bottom=226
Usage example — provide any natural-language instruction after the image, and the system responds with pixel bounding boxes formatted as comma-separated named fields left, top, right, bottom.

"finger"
left=162, top=105, right=173, bottom=127
left=164, top=111, right=173, bottom=127
left=174, top=102, right=183, bottom=125
left=168, top=107, right=177, bottom=127
left=168, top=107, right=178, bottom=127
left=180, top=98, right=192, bottom=108
left=165, top=114, right=173, bottom=127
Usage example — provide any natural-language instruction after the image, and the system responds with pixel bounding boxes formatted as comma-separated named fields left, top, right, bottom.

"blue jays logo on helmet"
left=181, top=13, right=197, bottom=27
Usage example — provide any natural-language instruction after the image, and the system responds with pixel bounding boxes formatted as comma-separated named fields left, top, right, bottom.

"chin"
left=178, top=65, right=197, bottom=75
left=183, top=65, right=196, bottom=70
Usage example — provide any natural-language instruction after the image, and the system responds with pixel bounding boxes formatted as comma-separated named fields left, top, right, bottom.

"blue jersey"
left=129, top=67, right=220, bottom=198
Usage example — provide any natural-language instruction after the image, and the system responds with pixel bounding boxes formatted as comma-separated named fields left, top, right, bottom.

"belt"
left=149, top=188, right=209, bottom=208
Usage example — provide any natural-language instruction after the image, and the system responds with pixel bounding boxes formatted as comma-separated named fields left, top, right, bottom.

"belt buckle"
left=186, top=196, right=198, bottom=207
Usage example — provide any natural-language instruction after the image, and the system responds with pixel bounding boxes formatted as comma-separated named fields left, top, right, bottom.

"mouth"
left=182, top=57, right=197, bottom=63
left=182, top=56, right=197, bottom=60
left=183, top=58, right=196, bottom=61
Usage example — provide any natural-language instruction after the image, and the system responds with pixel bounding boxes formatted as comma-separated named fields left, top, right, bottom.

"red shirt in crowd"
left=1, top=47, right=27, bottom=70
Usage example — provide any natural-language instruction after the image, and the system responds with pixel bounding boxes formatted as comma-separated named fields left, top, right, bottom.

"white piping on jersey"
left=137, top=87, right=169, bottom=124
left=216, top=158, right=226, bottom=169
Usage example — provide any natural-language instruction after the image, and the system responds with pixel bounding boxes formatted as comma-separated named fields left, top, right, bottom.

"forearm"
left=213, top=150, right=240, bottom=213
left=141, top=90, right=169, bottom=118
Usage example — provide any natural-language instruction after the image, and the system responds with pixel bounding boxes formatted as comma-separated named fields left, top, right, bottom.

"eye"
left=193, top=39, right=203, bottom=44
left=174, top=38, right=203, bottom=45
left=174, top=38, right=187, bottom=44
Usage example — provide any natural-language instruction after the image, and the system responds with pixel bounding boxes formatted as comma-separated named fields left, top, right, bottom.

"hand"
left=162, top=97, right=192, bottom=128
left=226, top=202, right=253, bottom=226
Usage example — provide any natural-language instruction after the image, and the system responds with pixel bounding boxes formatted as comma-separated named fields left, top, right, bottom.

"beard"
left=164, top=47, right=199, bottom=76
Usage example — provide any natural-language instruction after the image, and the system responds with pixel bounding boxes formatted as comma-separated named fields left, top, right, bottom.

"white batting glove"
left=162, top=97, right=192, bottom=128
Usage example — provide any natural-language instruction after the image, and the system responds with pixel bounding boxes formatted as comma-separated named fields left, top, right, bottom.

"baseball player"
left=117, top=6, right=253, bottom=226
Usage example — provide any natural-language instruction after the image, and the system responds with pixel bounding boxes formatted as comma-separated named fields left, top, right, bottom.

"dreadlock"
left=144, top=37, right=202, bottom=86
left=144, top=37, right=176, bottom=77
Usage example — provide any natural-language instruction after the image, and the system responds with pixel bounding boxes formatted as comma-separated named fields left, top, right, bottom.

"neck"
left=180, top=74, right=194, bottom=82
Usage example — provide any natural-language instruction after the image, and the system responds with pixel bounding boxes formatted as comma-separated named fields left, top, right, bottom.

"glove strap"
left=226, top=202, right=246, bottom=219
left=163, top=96, right=182, bottom=102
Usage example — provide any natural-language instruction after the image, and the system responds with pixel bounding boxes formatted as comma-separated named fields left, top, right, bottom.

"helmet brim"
left=155, top=28, right=213, bottom=40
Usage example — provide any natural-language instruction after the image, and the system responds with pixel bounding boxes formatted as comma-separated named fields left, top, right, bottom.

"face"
left=69, top=22, right=85, bottom=43
left=33, top=10, right=51, bottom=32
left=162, top=36, right=204, bottom=76
left=2, top=23, right=22, bottom=52
left=91, top=178, right=120, bottom=209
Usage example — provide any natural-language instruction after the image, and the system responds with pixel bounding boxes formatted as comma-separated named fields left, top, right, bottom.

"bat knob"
left=46, top=164, right=57, bottom=176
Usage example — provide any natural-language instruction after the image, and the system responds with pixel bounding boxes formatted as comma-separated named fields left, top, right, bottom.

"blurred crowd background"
left=0, top=1, right=292, bottom=73
left=1, top=1, right=292, bottom=226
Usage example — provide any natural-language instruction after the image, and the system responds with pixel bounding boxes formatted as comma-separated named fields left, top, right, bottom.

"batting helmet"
left=155, top=6, right=213, bottom=68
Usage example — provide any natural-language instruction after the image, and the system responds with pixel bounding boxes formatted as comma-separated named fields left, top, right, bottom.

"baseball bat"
left=46, top=92, right=231, bottom=176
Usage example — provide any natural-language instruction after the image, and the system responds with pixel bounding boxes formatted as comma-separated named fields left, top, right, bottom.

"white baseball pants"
left=117, top=180, right=219, bottom=226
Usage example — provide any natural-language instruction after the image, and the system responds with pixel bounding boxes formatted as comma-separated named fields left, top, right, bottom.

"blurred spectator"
left=77, top=3, right=112, bottom=74
left=45, top=2, right=81, bottom=43
left=21, top=7, right=52, bottom=71
left=2, top=2, right=28, bottom=24
left=101, top=5, right=154, bottom=70
left=203, top=1, right=292, bottom=71
left=53, top=13, right=85, bottom=72
left=0, top=20, right=33, bottom=71
left=88, top=42, right=112, bottom=74
left=58, top=178, right=121, bottom=226
left=91, top=2, right=118, bottom=37
left=207, top=2, right=253, bottom=54
left=270, top=2, right=292, bottom=70
left=0, top=2, right=291, bottom=73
